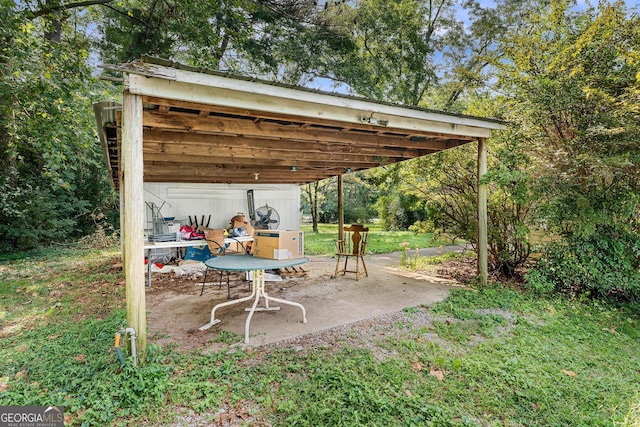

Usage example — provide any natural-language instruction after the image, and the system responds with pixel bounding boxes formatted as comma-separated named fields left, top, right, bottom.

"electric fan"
left=253, top=205, right=280, bottom=229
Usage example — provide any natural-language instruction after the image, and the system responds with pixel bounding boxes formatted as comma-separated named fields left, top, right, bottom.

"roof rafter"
left=96, top=58, right=505, bottom=187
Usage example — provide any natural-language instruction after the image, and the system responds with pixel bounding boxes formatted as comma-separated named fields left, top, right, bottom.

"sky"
left=311, top=0, right=640, bottom=94
left=456, top=0, right=640, bottom=24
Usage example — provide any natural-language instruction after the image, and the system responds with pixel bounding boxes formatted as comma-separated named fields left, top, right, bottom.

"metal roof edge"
left=101, top=56, right=506, bottom=130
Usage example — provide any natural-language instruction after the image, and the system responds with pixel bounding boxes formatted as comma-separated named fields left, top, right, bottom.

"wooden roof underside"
left=98, top=60, right=505, bottom=187
left=108, top=98, right=479, bottom=186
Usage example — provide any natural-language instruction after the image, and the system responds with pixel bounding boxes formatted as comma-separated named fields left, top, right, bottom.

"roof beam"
left=142, top=139, right=429, bottom=161
left=142, top=174, right=318, bottom=184
left=146, top=161, right=352, bottom=174
left=142, top=112, right=463, bottom=150
left=144, top=165, right=340, bottom=183
left=141, top=95, right=479, bottom=143
left=125, top=65, right=503, bottom=137
left=143, top=153, right=389, bottom=169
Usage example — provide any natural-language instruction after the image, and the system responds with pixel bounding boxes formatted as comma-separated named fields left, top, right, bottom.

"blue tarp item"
left=183, top=245, right=212, bottom=262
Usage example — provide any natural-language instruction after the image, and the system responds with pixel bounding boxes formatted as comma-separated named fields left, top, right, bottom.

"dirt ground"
left=144, top=246, right=472, bottom=353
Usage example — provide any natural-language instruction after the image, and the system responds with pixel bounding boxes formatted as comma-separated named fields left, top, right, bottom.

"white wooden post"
left=122, top=90, right=147, bottom=355
left=337, top=175, right=344, bottom=241
left=119, top=174, right=125, bottom=263
left=478, top=137, right=488, bottom=286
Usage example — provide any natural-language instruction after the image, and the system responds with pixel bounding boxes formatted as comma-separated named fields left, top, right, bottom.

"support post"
left=477, top=137, right=488, bottom=286
left=119, top=173, right=125, bottom=263
left=122, top=90, right=147, bottom=355
left=337, top=174, right=344, bottom=241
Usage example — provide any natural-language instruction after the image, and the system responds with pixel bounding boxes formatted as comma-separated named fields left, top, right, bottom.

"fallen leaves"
left=561, top=369, right=578, bottom=377
left=411, top=361, right=445, bottom=380
left=429, top=367, right=445, bottom=381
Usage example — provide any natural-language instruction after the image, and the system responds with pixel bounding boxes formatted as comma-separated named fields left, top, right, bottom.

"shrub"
left=525, top=225, right=640, bottom=300
left=77, top=214, right=120, bottom=250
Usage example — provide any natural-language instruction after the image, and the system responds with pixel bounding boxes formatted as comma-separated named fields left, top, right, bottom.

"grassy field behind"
left=301, top=223, right=456, bottom=256
left=1, top=240, right=639, bottom=426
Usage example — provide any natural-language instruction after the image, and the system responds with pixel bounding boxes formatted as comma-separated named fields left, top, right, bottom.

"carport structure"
left=96, top=57, right=505, bottom=353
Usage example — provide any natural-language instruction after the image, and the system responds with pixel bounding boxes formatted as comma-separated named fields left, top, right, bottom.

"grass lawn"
left=1, top=243, right=639, bottom=426
left=301, top=223, right=457, bottom=256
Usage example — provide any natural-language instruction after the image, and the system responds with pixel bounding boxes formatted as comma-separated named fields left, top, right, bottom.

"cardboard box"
left=252, top=230, right=304, bottom=260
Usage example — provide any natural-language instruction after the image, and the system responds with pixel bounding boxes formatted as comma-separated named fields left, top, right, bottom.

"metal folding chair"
left=200, top=228, right=247, bottom=298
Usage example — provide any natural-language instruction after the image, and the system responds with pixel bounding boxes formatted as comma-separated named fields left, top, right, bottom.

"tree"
left=483, top=131, right=535, bottom=277
left=96, top=0, right=355, bottom=84
left=0, top=2, right=116, bottom=251
left=301, top=173, right=379, bottom=230
left=1, top=0, right=355, bottom=251
left=366, top=164, right=429, bottom=230
left=495, top=1, right=640, bottom=296
left=390, top=124, right=536, bottom=277
left=302, top=179, right=333, bottom=232
left=322, top=0, right=463, bottom=105
left=318, top=173, right=379, bottom=224
left=437, top=0, right=554, bottom=111
left=320, top=0, right=544, bottom=275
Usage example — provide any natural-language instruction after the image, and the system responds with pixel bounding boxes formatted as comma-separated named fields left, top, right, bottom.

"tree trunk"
left=304, top=183, right=320, bottom=232
left=44, top=1, right=62, bottom=43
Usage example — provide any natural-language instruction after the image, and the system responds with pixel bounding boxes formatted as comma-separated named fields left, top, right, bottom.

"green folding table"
left=198, top=254, right=309, bottom=344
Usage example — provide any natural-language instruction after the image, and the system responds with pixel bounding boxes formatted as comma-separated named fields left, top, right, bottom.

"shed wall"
left=143, top=183, right=301, bottom=234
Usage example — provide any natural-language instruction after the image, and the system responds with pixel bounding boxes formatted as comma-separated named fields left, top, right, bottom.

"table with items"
left=143, top=236, right=253, bottom=289
left=198, top=254, right=309, bottom=344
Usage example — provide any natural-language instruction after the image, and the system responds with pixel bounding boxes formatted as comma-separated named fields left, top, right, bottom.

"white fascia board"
left=124, top=65, right=505, bottom=137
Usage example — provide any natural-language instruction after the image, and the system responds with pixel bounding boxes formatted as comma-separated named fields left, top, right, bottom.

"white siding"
left=143, top=183, right=301, bottom=233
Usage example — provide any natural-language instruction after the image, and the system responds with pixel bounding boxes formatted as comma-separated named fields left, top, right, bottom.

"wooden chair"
left=200, top=228, right=247, bottom=298
left=334, top=224, right=369, bottom=280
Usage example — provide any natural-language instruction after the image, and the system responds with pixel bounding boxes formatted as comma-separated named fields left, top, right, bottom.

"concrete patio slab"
left=146, top=247, right=464, bottom=352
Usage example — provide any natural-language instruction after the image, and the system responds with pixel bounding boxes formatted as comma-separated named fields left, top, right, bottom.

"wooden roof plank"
left=96, top=61, right=506, bottom=188
left=141, top=95, right=478, bottom=142
left=125, top=63, right=503, bottom=136
left=142, top=112, right=462, bottom=150
left=142, top=140, right=427, bottom=160
left=143, top=153, right=391, bottom=168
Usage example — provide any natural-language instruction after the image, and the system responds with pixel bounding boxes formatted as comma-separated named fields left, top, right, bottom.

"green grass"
left=301, top=223, right=456, bottom=256
left=2, top=245, right=640, bottom=426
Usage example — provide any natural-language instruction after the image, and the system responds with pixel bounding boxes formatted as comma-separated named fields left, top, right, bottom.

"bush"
left=375, top=192, right=427, bottom=231
left=525, top=225, right=640, bottom=300
left=77, top=213, right=120, bottom=250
